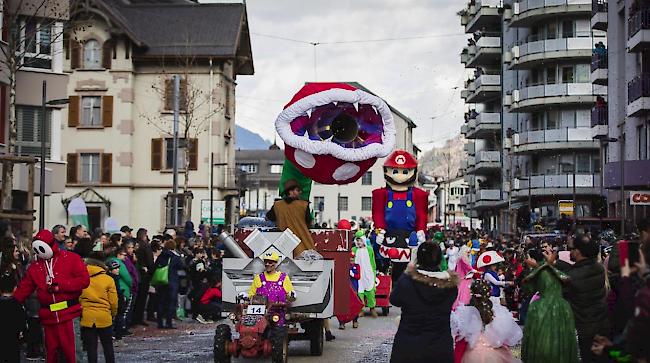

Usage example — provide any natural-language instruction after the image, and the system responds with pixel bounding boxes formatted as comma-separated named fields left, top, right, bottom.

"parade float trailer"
left=218, top=226, right=353, bottom=359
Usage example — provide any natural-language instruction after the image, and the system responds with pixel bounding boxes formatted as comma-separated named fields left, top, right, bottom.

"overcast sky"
left=232, top=0, right=467, bottom=150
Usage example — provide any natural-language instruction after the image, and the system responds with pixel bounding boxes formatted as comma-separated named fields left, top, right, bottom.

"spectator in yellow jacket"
left=80, top=258, right=119, bottom=363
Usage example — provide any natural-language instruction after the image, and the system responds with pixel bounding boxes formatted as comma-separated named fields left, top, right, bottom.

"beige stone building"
left=43, top=0, right=253, bottom=232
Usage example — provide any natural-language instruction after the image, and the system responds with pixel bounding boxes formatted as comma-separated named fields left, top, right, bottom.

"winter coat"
left=106, top=257, right=132, bottom=300
left=14, top=250, right=90, bottom=325
left=155, top=249, right=184, bottom=288
left=124, top=256, right=139, bottom=295
left=389, top=264, right=459, bottom=363
left=557, top=259, right=608, bottom=330
left=135, top=241, right=155, bottom=277
left=80, top=260, right=118, bottom=328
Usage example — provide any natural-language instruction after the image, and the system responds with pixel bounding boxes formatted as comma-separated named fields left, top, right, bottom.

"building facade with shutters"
left=235, top=145, right=284, bottom=217
left=310, top=82, right=418, bottom=228
left=7, top=0, right=70, bottom=230
left=43, top=0, right=253, bottom=233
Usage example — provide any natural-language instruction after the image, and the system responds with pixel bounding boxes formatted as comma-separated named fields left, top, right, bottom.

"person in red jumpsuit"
left=14, top=229, right=90, bottom=363
left=372, top=150, right=428, bottom=282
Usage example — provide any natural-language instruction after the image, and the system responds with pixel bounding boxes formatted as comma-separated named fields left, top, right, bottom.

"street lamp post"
left=39, top=80, right=68, bottom=230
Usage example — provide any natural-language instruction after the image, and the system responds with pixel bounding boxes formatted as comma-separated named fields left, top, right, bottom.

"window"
left=80, top=153, right=100, bottom=183
left=561, top=66, right=574, bottom=83
left=16, top=19, right=52, bottom=69
left=577, top=154, right=591, bottom=173
left=165, top=138, right=188, bottom=170
left=361, top=171, right=372, bottom=185
left=338, top=196, right=348, bottom=211
left=449, top=204, right=456, bottom=212
left=239, top=163, right=258, bottom=174
left=164, top=78, right=188, bottom=111
left=639, top=125, right=648, bottom=160
left=314, top=196, right=325, bottom=212
left=81, top=96, right=102, bottom=126
left=546, top=67, right=556, bottom=84
left=269, top=164, right=283, bottom=174
left=16, top=106, right=51, bottom=157
left=361, top=197, right=372, bottom=211
left=83, top=40, right=101, bottom=69
left=561, top=20, right=575, bottom=38
left=547, top=110, right=559, bottom=129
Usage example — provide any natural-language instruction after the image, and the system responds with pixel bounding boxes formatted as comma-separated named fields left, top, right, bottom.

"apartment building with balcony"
left=459, top=0, right=606, bottom=233
left=460, top=0, right=504, bottom=231
left=601, top=0, right=650, bottom=228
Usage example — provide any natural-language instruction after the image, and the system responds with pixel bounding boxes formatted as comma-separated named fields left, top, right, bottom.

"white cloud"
left=235, top=0, right=468, bottom=150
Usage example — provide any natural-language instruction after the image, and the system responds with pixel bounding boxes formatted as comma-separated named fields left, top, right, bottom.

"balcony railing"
left=628, top=8, right=650, bottom=39
left=591, top=104, right=607, bottom=127
left=514, top=82, right=603, bottom=102
left=514, top=127, right=594, bottom=145
left=475, top=150, right=501, bottom=163
left=516, top=0, right=591, bottom=14
left=515, top=35, right=598, bottom=58
left=628, top=73, right=650, bottom=103
left=592, top=0, right=607, bottom=13
left=477, top=189, right=501, bottom=201
left=591, top=51, right=608, bottom=72
left=514, top=174, right=601, bottom=190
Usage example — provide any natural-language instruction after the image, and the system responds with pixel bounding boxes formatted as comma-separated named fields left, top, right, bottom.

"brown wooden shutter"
left=188, top=138, right=198, bottom=170
left=66, top=153, right=78, bottom=184
left=100, top=153, right=112, bottom=184
left=101, top=39, right=113, bottom=69
left=164, top=79, right=173, bottom=111
left=101, top=96, right=113, bottom=127
left=180, top=78, right=188, bottom=111
left=68, top=96, right=80, bottom=127
left=151, top=138, right=163, bottom=170
left=70, top=41, right=80, bottom=69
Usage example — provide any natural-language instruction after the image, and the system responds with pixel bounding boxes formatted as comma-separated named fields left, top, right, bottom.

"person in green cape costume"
left=352, top=230, right=378, bottom=317
left=433, top=231, right=448, bottom=271
left=521, top=244, right=579, bottom=363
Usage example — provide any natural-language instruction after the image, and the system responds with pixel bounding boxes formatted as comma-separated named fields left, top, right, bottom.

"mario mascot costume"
left=14, top=230, right=90, bottom=363
left=372, top=149, right=428, bottom=282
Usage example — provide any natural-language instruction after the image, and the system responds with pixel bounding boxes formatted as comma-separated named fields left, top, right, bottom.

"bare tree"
left=139, top=39, right=224, bottom=223
left=0, top=0, right=85, bottom=209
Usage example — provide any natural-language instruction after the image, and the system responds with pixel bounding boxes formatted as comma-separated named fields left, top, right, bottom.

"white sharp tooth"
left=333, top=101, right=338, bottom=106
left=353, top=102, right=359, bottom=111
left=371, top=105, right=378, bottom=114
left=306, top=108, right=312, bottom=118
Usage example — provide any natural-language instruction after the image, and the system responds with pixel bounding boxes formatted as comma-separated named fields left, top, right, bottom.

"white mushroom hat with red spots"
left=477, top=250, right=505, bottom=268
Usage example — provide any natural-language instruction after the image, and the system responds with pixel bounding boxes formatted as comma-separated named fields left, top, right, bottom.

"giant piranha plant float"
left=274, top=82, right=397, bottom=197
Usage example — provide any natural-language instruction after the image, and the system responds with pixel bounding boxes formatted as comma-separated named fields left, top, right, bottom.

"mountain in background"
left=419, top=134, right=466, bottom=180
left=236, top=125, right=272, bottom=150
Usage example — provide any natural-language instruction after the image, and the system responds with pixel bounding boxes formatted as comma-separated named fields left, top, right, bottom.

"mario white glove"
left=376, top=230, right=385, bottom=245
left=416, top=230, right=426, bottom=244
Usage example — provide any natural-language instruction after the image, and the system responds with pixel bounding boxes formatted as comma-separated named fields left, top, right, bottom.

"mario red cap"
left=383, top=149, right=417, bottom=169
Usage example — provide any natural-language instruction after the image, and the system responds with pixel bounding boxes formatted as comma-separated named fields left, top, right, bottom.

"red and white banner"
left=630, top=191, right=650, bottom=205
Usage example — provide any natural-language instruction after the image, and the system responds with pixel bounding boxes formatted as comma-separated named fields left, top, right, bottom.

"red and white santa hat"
left=275, top=83, right=396, bottom=184
left=476, top=250, right=505, bottom=268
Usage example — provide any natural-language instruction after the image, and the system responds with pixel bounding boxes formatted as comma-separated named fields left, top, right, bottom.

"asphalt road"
left=113, top=310, right=399, bottom=363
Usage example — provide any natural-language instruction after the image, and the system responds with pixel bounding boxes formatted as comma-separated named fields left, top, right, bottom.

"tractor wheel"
left=270, top=326, right=289, bottom=363
left=213, top=324, right=232, bottom=363
left=307, top=319, right=324, bottom=356
left=382, top=307, right=390, bottom=316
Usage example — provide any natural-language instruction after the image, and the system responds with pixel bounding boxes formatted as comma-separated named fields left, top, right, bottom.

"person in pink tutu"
left=451, top=279, right=522, bottom=363
left=453, top=245, right=476, bottom=310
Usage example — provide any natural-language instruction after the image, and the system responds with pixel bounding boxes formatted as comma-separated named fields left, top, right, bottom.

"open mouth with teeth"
left=275, top=83, right=396, bottom=184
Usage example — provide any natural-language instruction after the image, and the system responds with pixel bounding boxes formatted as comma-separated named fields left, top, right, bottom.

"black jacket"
left=389, top=264, right=459, bottom=363
left=135, top=241, right=155, bottom=277
left=557, top=258, right=608, bottom=329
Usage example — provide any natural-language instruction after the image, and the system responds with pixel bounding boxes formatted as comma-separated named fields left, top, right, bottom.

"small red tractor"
left=214, top=294, right=289, bottom=363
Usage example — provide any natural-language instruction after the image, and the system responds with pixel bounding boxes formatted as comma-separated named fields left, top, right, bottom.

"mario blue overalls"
left=384, top=188, right=419, bottom=247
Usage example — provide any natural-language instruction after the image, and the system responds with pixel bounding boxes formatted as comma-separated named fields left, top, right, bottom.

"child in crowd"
left=106, top=260, right=125, bottom=341
left=80, top=259, right=118, bottom=363
left=451, top=280, right=522, bottom=363
left=195, top=276, right=222, bottom=324
left=339, top=251, right=362, bottom=330
left=0, top=273, right=26, bottom=363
